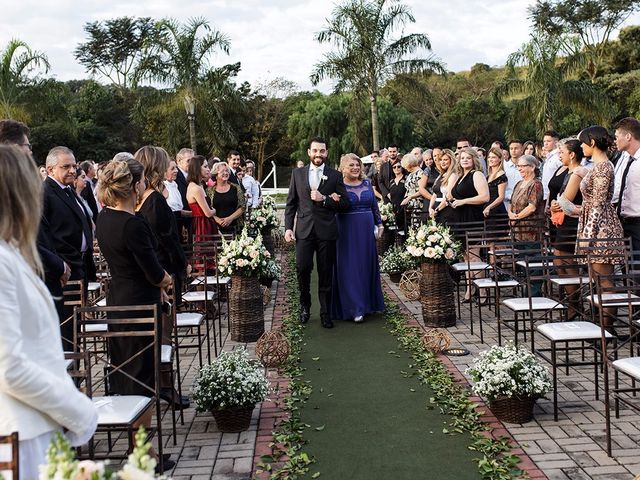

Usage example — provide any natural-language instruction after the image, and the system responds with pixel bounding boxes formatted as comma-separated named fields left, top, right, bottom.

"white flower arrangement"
left=39, top=427, right=164, bottom=480
left=260, top=258, right=282, bottom=281
left=405, top=220, right=462, bottom=264
left=378, top=202, right=396, bottom=229
left=379, top=245, right=418, bottom=274
left=217, top=228, right=271, bottom=277
left=250, top=195, right=280, bottom=232
left=466, top=343, right=552, bottom=402
left=192, top=347, right=270, bottom=411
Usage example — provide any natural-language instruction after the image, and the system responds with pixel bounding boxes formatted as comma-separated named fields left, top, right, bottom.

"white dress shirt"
left=504, top=159, right=522, bottom=204
left=541, top=149, right=562, bottom=200
left=619, top=147, right=640, bottom=218
left=242, top=175, right=261, bottom=208
left=164, top=180, right=184, bottom=212
left=308, top=164, right=325, bottom=190
left=612, top=150, right=631, bottom=203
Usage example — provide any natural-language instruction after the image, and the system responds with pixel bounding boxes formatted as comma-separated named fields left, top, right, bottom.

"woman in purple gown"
left=331, top=153, right=385, bottom=322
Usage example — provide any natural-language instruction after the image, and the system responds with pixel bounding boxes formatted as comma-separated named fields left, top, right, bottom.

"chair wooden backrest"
left=0, top=432, right=19, bottom=480
left=61, top=280, right=86, bottom=350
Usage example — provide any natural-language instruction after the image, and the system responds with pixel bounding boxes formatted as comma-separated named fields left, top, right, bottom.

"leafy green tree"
left=310, top=0, right=443, bottom=151
left=0, top=39, right=50, bottom=120
left=75, top=17, right=161, bottom=89
left=495, top=31, right=615, bottom=138
left=529, top=0, right=640, bottom=80
left=151, top=17, right=232, bottom=152
left=600, top=25, right=640, bottom=74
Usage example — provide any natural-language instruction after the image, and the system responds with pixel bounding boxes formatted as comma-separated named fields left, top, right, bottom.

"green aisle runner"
left=299, top=277, right=479, bottom=479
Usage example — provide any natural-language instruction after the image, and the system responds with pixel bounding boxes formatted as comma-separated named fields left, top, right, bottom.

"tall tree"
left=310, top=0, right=443, bottom=151
left=74, top=17, right=161, bottom=90
left=152, top=17, right=232, bottom=152
left=529, top=0, right=640, bottom=80
left=495, top=31, right=615, bottom=138
left=0, top=39, right=49, bottom=120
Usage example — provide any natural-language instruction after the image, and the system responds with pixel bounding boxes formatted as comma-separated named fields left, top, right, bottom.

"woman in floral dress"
left=576, top=126, right=625, bottom=331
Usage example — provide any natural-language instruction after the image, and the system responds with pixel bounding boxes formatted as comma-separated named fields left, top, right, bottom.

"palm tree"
left=0, top=39, right=50, bottom=120
left=152, top=17, right=232, bottom=152
left=495, top=31, right=615, bottom=138
left=310, top=0, right=443, bottom=151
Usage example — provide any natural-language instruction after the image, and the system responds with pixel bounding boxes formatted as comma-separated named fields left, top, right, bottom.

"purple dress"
left=331, top=179, right=385, bottom=320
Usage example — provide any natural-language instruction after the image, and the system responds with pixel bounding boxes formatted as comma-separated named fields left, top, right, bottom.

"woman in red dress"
left=186, top=155, right=217, bottom=241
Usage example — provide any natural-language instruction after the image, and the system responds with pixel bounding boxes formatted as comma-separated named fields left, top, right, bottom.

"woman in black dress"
left=209, top=162, right=245, bottom=235
left=95, top=158, right=174, bottom=470
left=546, top=155, right=568, bottom=245
left=483, top=148, right=508, bottom=219
left=135, top=145, right=188, bottom=408
left=428, top=149, right=459, bottom=227
left=388, top=162, right=407, bottom=232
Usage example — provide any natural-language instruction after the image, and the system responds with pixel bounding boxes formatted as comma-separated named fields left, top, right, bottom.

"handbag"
left=551, top=210, right=565, bottom=226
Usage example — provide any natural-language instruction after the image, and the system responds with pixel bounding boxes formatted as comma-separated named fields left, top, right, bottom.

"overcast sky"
left=2, top=0, right=639, bottom=94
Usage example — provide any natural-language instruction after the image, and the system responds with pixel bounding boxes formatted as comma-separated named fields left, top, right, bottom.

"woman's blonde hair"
left=0, top=145, right=43, bottom=275
left=440, top=148, right=461, bottom=186
left=400, top=153, right=420, bottom=170
left=134, top=145, right=170, bottom=194
left=211, top=161, right=229, bottom=179
left=97, top=159, right=144, bottom=207
left=486, top=147, right=505, bottom=181
left=339, top=153, right=364, bottom=180
left=459, top=147, right=484, bottom=172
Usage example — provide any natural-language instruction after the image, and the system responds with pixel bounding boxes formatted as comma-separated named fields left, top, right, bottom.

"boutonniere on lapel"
left=321, top=174, right=328, bottom=182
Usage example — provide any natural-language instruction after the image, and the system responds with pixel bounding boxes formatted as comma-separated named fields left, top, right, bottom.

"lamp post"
left=183, top=94, right=197, bottom=153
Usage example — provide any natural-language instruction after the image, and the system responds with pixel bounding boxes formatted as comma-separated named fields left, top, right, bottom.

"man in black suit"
left=284, top=137, right=350, bottom=328
left=377, top=144, right=399, bottom=203
left=43, top=146, right=94, bottom=346
left=175, top=148, right=194, bottom=240
left=79, top=160, right=100, bottom=221
left=0, top=120, right=71, bottom=323
left=227, top=150, right=244, bottom=191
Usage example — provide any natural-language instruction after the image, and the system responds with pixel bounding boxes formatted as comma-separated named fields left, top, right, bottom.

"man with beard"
left=284, top=137, right=349, bottom=328
left=378, top=144, right=400, bottom=203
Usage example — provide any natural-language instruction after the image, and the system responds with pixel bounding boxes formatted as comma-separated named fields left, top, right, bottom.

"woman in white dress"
left=0, top=145, right=97, bottom=479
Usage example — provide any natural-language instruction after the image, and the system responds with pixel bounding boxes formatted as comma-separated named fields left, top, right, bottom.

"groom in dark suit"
left=285, top=137, right=350, bottom=328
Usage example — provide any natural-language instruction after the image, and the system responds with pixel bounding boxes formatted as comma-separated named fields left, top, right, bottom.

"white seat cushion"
left=550, top=276, right=590, bottom=286
left=94, top=395, right=153, bottom=425
left=488, top=249, right=519, bottom=256
left=473, top=278, right=519, bottom=288
left=502, top=297, right=566, bottom=311
left=452, top=261, right=489, bottom=272
left=536, top=321, right=613, bottom=341
left=161, top=345, right=172, bottom=363
left=87, top=282, right=101, bottom=292
left=613, top=357, right=640, bottom=380
left=85, top=323, right=107, bottom=332
left=515, top=260, right=545, bottom=268
left=589, top=293, right=640, bottom=307
left=95, top=298, right=107, bottom=307
left=176, top=312, right=204, bottom=327
left=96, top=271, right=110, bottom=279
left=190, top=275, right=230, bottom=286
left=183, top=291, right=215, bottom=302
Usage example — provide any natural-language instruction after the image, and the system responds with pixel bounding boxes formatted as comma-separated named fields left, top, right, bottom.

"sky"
left=2, top=0, right=640, bottom=94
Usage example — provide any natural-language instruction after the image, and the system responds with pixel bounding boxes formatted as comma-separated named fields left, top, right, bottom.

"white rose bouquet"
left=218, top=228, right=271, bottom=277
left=405, top=220, right=462, bottom=264
left=378, top=202, right=397, bottom=229
left=250, top=195, right=280, bottom=232
left=192, top=347, right=269, bottom=411
left=466, top=343, right=552, bottom=402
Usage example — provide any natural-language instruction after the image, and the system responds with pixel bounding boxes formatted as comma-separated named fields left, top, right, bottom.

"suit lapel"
left=302, top=165, right=311, bottom=194
left=47, top=178, right=92, bottom=242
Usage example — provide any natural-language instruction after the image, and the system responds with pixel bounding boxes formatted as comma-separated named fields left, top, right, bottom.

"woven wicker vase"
left=420, top=262, right=456, bottom=328
left=229, top=275, right=264, bottom=342
left=261, top=229, right=275, bottom=258
left=489, top=396, right=535, bottom=424
left=211, top=405, right=255, bottom=432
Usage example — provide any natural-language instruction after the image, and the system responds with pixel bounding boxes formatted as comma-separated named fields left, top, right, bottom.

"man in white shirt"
left=540, top=130, right=562, bottom=200
left=613, top=117, right=640, bottom=253
left=242, top=159, right=261, bottom=208
left=504, top=139, right=524, bottom=208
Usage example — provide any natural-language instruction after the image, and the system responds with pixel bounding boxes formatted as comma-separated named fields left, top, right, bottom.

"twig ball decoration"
left=421, top=328, right=451, bottom=354
left=256, top=329, right=290, bottom=368
left=399, top=269, right=422, bottom=301
left=262, top=285, right=271, bottom=306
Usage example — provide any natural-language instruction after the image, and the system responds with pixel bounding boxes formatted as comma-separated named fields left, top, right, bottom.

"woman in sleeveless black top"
left=547, top=165, right=568, bottom=244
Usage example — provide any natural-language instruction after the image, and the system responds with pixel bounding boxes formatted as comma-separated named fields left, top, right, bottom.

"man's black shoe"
left=321, top=316, right=334, bottom=329
left=160, top=388, right=191, bottom=410
left=300, top=307, right=310, bottom=324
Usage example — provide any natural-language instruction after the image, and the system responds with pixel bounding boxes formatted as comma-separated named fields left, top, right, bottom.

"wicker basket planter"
left=229, top=275, right=264, bottom=342
left=211, top=405, right=255, bottom=432
left=420, top=262, right=456, bottom=327
left=489, top=395, right=535, bottom=424
left=261, top=229, right=275, bottom=257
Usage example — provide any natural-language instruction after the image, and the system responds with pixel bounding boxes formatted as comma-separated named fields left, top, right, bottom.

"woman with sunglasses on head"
left=428, top=149, right=460, bottom=227
left=388, top=160, right=407, bottom=233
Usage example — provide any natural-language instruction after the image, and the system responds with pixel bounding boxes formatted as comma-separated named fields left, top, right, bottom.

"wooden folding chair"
left=0, top=432, right=19, bottom=480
